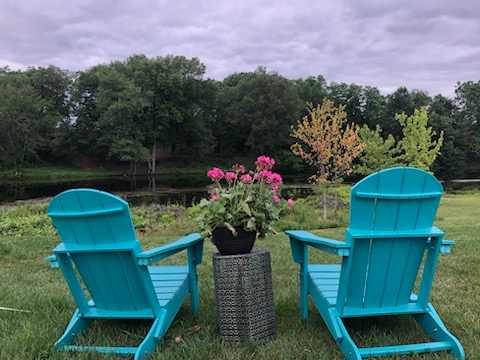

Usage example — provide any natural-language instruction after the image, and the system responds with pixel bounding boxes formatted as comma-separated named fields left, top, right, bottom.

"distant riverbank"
left=0, top=165, right=210, bottom=182
left=0, top=165, right=312, bottom=204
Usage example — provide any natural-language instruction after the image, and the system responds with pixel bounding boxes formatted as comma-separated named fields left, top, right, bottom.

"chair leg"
left=190, top=279, right=200, bottom=315
left=299, top=267, right=309, bottom=320
left=55, top=309, right=91, bottom=348
left=414, top=303, right=465, bottom=360
left=188, top=260, right=200, bottom=315
left=336, top=318, right=362, bottom=360
left=135, top=312, right=168, bottom=360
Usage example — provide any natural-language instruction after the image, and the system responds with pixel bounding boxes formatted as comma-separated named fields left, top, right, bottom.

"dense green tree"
left=384, top=87, right=431, bottom=138
left=24, top=66, right=71, bottom=161
left=362, top=86, right=387, bottom=129
left=216, top=68, right=303, bottom=156
left=295, top=75, right=327, bottom=108
left=455, top=81, right=480, bottom=177
left=108, top=138, right=149, bottom=174
left=70, top=55, right=210, bottom=172
left=0, top=55, right=477, bottom=180
left=174, top=78, right=218, bottom=156
left=327, top=82, right=365, bottom=125
left=95, top=65, right=146, bottom=170
left=122, top=55, right=207, bottom=173
left=429, top=95, right=465, bottom=178
left=0, top=72, right=53, bottom=168
left=26, top=66, right=71, bottom=118
left=68, top=66, right=105, bottom=161
left=354, top=125, right=399, bottom=175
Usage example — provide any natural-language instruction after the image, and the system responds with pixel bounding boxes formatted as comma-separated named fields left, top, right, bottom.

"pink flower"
left=240, top=174, right=253, bottom=184
left=209, top=192, right=220, bottom=201
left=234, top=164, right=246, bottom=173
left=257, top=170, right=273, bottom=182
left=257, top=170, right=282, bottom=186
left=269, top=172, right=283, bottom=185
left=272, top=194, right=281, bottom=203
left=287, top=198, right=295, bottom=209
left=271, top=184, right=280, bottom=193
left=207, top=167, right=224, bottom=181
left=225, top=171, right=237, bottom=182
left=255, top=155, right=276, bottom=171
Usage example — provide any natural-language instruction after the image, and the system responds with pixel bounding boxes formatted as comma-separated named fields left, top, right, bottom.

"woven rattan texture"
left=213, top=249, right=277, bottom=343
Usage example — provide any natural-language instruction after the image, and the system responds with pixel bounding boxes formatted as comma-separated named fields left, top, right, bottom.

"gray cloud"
left=0, top=0, right=479, bottom=96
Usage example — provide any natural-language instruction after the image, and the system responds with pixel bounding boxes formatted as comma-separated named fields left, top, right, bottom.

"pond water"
left=2, top=173, right=476, bottom=206
left=0, top=174, right=313, bottom=206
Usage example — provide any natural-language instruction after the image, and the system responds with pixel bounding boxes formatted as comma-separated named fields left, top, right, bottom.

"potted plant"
left=197, top=155, right=294, bottom=255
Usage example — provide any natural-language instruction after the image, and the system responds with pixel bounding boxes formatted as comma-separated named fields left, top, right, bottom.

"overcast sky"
left=1, top=0, right=479, bottom=96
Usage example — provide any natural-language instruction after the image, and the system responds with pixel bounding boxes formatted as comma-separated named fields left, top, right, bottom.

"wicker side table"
left=213, top=249, right=277, bottom=343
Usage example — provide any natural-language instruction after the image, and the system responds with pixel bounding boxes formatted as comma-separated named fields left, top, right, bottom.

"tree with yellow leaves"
left=291, top=99, right=364, bottom=183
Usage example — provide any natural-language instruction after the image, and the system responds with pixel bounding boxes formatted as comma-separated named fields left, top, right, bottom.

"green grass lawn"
left=0, top=164, right=209, bottom=183
left=0, top=166, right=119, bottom=182
left=0, top=192, right=478, bottom=359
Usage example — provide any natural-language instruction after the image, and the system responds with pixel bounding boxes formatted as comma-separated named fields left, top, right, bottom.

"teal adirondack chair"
left=46, top=189, right=204, bottom=359
left=286, top=167, right=464, bottom=359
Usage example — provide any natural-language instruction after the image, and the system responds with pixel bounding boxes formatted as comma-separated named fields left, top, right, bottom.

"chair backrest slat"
left=340, top=168, right=443, bottom=312
left=49, top=189, right=153, bottom=312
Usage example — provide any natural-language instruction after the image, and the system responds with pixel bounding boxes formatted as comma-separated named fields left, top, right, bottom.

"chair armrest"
left=137, top=233, right=204, bottom=265
left=46, top=255, right=59, bottom=269
left=286, top=230, right=350, bottom=259
left=440, top=239, right=454, bottom=254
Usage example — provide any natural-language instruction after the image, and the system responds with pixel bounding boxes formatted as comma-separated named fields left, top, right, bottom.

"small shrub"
left=0, top=204, right=55, bottom=238
left=0, top=202, right=195, bottom=239
left=276, top=192, right=349, bottom=231
left=131, top=204, right=191, bottom=234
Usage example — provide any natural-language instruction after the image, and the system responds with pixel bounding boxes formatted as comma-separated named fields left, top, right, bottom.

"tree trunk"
left=151, top=140, right=157, bottom=175
left=149, top=174, right=157, bottom=192
left=323, top=189, right=327, bottom=220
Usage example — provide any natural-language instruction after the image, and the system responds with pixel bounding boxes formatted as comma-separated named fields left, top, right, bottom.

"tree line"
left=291, top=101, right=444, bottom=183
left=0, top=55, right=479, bottom=179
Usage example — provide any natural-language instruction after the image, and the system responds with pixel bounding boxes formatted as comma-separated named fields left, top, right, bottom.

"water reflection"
left=0, top=173, right=313, bottom=206
left=2, top=173, right=477, bottom=205
left=0, top=174, right=208, bottom=204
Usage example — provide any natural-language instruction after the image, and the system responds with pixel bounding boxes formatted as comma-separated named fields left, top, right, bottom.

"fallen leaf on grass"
left=174, top=325, right=202, bottom=344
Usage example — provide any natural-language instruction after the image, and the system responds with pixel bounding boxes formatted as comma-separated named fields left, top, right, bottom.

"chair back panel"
left=48, top=189, right=152, bottom=312
left=341, top=168, right=443, bottom=309
left=49, top=189, right=138, bottom=245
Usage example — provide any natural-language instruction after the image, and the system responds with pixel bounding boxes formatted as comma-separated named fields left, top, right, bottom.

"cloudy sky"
left=1, top=0, right=479, bottom=96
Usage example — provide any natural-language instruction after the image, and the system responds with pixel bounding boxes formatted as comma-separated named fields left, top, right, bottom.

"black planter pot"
left=212, top=226, right=256, bottom=255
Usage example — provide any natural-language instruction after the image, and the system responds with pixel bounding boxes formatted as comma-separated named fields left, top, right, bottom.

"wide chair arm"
left=286, top=230, right=350, bottom=262
left=137, top=233, right=204, bottom=266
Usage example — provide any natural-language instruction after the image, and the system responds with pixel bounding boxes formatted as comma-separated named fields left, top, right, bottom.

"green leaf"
left=241, top=202, right=252, bottom=216
left=246, top=218, right=256, bottom=231
left=198, top=199, right=209, bottom=207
